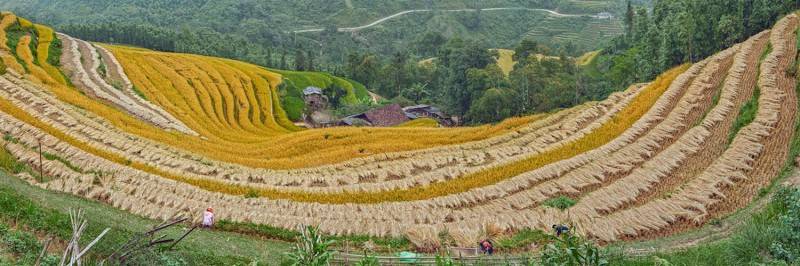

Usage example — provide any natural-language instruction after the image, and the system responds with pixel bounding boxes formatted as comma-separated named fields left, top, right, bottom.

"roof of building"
left=364, top=103, right=409, bottom=127
left=402, top=104, right=431, bottom=110
left=403, top=104, right=445, bottom=117
left=339, top=116, right=372, bottom=126
left=303, top=86, right=324, bottom=96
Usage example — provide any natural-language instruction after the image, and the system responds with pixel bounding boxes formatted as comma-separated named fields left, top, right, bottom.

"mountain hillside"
left=0, top=0, right=630, bottom=66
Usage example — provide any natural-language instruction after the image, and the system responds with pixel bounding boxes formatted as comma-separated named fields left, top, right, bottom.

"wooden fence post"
left=38, top=138, right=43, bottom=182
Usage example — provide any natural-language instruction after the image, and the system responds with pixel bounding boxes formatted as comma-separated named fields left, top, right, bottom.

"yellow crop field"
left=16, top=35, right=58, bottom=85
left=32, top=24, right=67, bottom=85
left=494, top=49, right=517, bottom=75
left=0, top=12, right=15, bottom=50
left=1, top=39, right=547, bottom=169
left=0, top=73, right=552, bottom=203
left=576, top=50, right=600, bottom=66
left=16, top=17, right=32, bottom=28
left=0, top=13, right=24, bottom=74
left=397, top=118, right=439, bottom=127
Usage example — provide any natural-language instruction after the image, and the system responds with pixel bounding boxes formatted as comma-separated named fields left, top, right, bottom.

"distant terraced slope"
left=0, top=13, right=547, bottom=170
left=1, top=12, right=798, bottom=246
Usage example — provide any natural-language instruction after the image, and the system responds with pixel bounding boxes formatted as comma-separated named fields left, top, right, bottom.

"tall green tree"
left=625, top=0, right=635, bottom=38
left=294, top=49, right=307, bottom=71
left=467, top=88, right=517, bottom=123
left=438, top=38, right=494, bottom=116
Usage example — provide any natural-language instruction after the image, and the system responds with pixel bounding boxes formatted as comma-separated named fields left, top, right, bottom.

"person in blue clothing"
left=552, top=224, right=569, bottom=237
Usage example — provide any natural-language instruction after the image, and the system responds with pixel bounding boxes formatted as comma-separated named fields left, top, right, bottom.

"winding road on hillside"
left=293, top=7, right=599, bottom=33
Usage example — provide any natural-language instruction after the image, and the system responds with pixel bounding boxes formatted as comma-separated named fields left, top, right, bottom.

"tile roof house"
left=303, top=86, right=328, bottom=111
left=303, top=86, right=324, bottom=95
left=338, top=103, right=409, bottom=127
left=402, top=104, right=456, bottom=126
left=363, top=103, right=409, bottom=127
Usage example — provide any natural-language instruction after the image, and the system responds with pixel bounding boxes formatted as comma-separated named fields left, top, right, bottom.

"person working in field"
left=553, top=224, right=569, bottom=237
left=202, top=207, right=215, bottom=228
left=478, top=239, right=494, bottom=255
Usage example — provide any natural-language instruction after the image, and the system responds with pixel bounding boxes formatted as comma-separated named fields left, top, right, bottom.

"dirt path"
left=293, top=7, right=594, bottom=33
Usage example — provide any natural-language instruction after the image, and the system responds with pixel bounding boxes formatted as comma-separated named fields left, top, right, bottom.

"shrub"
left=540, top=233, right=608, bottom=266
left=2, top=230, right=39, bottom=255
left=542, top=196, right=578, bottom=210
left=244, top=189, right=259, bottom=198
left=355, top=252, right=379, bottom=266
left=495, top=229, right=548, bottom=250
left=434, top=254, right=457, bottom=266
left=284, top=226, right=335, bottom=266
left=770, top=188, right=800, bottom=263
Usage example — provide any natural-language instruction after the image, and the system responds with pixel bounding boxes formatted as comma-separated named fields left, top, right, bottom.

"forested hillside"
left=333, top=0, right=800, bottom=125
left=589, top=0, right=800, bottom=89
left=0, top=0, right=630, bottom=67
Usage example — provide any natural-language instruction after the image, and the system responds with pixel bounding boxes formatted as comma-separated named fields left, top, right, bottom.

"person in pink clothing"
left=202, top=207, right=215, bottom=228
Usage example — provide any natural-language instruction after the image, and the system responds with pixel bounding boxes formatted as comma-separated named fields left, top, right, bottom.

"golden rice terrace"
left=0, top=11, right=799, bottom=243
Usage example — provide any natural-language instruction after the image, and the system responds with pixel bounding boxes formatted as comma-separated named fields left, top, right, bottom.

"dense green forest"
left=0, top=0, right=630, bottom=67
left=337, top=0, right=800, bottom=123
left=595, top=0, right=800, bottom=87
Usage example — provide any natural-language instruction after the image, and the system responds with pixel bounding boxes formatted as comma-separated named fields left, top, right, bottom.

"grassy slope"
left=0, top=170, right=292, bottom=265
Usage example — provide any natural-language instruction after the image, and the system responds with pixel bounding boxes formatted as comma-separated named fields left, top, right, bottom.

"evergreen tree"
left=294, top=49, right=306, bottom=71
left=280, top=51, right=288, bottom=70
left=625, top=0, right=635, bottom=38
left=307, top=50, right=316, bottom=71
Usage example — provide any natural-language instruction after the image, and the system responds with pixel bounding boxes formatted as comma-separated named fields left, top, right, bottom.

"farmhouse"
left=303, top=86, right=328, bottom=110
left=301, top=86, right=335, bottom=128
left=403, top=104, right=457, bottom=126
left=338, top=103, right=410, bottom=127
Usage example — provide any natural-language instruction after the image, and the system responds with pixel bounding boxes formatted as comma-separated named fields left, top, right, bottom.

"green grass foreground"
left=0, top=171, right=291, bottom=265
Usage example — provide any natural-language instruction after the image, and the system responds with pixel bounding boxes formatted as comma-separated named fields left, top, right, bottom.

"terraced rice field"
left=524, top=15, right=623, bottom=48
left=0, top=12, right=799, bottom=245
